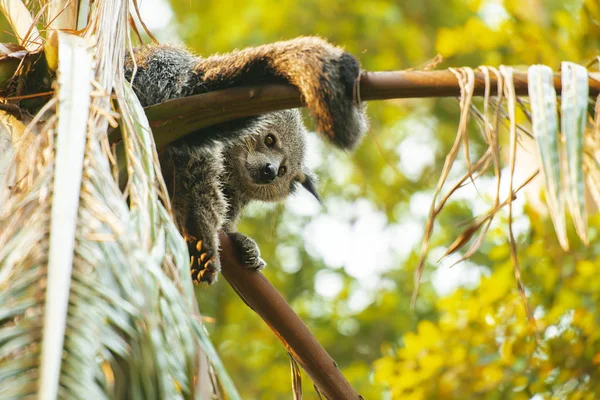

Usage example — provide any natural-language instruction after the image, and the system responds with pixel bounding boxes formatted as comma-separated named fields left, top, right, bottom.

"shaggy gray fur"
left=125, top=37, right=368, bottom=284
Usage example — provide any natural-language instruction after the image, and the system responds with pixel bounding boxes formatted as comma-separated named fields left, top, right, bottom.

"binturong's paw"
left=228, top=232, right=266, bottom=271
left=186, top=235, right=220, bottom=285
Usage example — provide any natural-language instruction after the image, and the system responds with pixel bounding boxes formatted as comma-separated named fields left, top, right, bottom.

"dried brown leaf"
left=288, top=352, right=302, bottom=400
left=412, top=67, right=476, bottom=307
left=500, top=65, right=535, bottom=325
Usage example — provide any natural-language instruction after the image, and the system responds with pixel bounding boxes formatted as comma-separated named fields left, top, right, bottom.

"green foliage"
left=158, top=0, right=600, bottom=398
left=375, top=212, right=600, bottom=398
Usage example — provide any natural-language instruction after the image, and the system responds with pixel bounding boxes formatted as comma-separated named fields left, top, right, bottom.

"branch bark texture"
left=218, top=233, right=362, bottom=400
left=146, top=68, right=600, bottom=396
left=145, top=69, right=600, bottom=149
left=136, top=67, right=600, bottom=397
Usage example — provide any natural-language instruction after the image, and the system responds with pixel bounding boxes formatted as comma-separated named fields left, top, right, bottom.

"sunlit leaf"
left=0, top=0, right=42, bottom=51
left=38, top=32, right=94, bottom=400
left=527, top=64, right=568, bottom=249
left=561, top=61, right=588, bottom=244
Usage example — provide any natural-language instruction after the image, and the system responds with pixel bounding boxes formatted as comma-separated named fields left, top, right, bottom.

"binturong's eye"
left=264, top=134, right=276, bottom=147
left=278, top=165, right=287, bottom=177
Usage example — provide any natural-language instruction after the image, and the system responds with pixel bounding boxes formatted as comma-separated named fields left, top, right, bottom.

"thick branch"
left=218, top=233, right=362, bottom=400
left=130, top=68, right=600, bottom=397
left=144, top=69, right=600, bottom=149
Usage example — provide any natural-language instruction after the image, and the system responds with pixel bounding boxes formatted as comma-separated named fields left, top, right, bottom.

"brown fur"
left=126, top=37, right=368, bottom=150
left=125, top=37, right=369, bottom=284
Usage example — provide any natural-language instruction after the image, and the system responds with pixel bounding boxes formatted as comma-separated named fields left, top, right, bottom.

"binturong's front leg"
left=227, top=232, right=267, bottom=271
left=223, top=205, right=266, bottom=271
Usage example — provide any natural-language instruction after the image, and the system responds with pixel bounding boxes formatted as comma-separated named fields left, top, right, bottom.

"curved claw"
left=228, top=232, right=267, bottom=271
left=186, top=235, right=220, bottom=285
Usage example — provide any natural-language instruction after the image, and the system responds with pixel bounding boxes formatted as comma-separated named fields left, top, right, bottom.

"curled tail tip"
left=320, top=105, right=369, bottom=150
left=320, top=50, right=369, bottom=150
left=330, top=50, right=368, bottom=149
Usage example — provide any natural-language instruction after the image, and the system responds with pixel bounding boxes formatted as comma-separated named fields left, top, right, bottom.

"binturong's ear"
left=298, top=170, right=322, bottom=204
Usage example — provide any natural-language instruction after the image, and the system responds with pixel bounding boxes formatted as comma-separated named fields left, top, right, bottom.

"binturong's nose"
left=261, top=163, right=278, bottom=183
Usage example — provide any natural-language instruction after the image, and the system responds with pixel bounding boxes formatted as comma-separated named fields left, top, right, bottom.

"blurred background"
left=7, top=0, right=599, bottom=398
left=135, top=1, right=600, bottom=398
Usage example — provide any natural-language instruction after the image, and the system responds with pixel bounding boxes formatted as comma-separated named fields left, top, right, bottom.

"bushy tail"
left=193, top=37, right=368, bottom=150
left=126, top=37, right=369, bottom=150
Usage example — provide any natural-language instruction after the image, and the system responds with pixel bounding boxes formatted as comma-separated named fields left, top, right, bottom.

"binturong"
left=125, top=36, right=368, bottom=284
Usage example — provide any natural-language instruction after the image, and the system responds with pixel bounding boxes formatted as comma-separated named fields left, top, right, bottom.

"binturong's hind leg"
left=162, top=143, right=227, bottom=285
left=186, top=232, right=220, bottom=285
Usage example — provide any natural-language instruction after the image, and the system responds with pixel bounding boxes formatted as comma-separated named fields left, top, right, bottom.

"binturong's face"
left=226, top=109, right=320, bottom=203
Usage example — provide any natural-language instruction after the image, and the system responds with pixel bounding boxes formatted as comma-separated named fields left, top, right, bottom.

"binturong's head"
left=224, top=109, right=321, bottom=203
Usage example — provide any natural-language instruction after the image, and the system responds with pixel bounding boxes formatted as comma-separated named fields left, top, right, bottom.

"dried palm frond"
left=561, top=62, right=589, bottom=244
left=0, top=0, right=238, bottom=399
left=411, top=61, right=600, bottom=319
left=501, top=65, right=534, bottom=325
left=528, top=65, right=567, bottom=249
left=0, top=0, right=42, bottom=51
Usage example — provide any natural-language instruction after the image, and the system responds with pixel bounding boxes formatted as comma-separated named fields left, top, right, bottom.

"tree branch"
left=111, top=66, right=600, bottom=396
left=142, top=69, right=600, bottom=149
left=140, top=68, right=600, bottom=396
left=218, top=233, right=363, bottom=400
